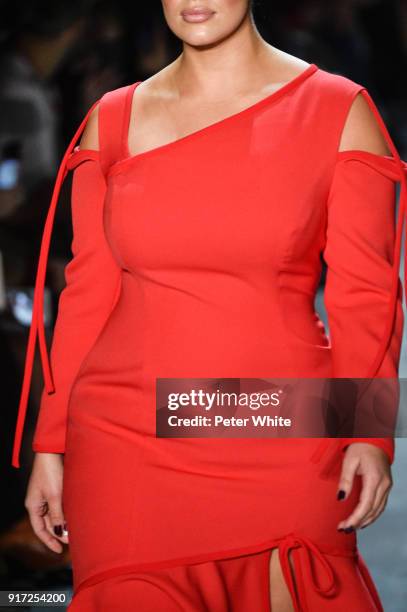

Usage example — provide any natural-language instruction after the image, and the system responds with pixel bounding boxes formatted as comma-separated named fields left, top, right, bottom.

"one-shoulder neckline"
left=114, top=63, right=319, bottom=170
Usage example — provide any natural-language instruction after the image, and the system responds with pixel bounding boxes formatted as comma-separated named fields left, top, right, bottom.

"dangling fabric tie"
left=11, top=99, right=100, bottom=469
left=278, top=533, right=337, bottom=612
left=277, top=532, right=385, bottom=611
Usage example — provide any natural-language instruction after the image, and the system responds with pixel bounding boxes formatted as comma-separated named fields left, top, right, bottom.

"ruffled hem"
left=69, top=533, right=383, bottom=612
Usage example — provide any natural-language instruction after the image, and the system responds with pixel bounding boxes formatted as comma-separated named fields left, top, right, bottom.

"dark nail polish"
left=54, top=524, right=62, bottom=537
left=344, top=526, right=354, bottom=534
left=337, top=489, right=346, bottom=501
left=360, top=525, right=368, bottom=530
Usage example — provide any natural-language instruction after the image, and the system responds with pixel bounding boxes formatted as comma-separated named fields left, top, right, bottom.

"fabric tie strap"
left=11, top=99, right=100, bottom=468
left=278, top=533, right=337, bottom=611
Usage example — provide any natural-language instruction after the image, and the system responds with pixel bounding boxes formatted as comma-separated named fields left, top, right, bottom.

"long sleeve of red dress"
left=31, top=150, right=122, bottom=454
left=10, top=100, right=124, bottom=467
left=323, top=148, right=405, bottom=465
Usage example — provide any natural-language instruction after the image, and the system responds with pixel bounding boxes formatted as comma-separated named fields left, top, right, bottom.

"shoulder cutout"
left=78, top=101, right=100, bottom=151
left=339, top=91, right=392, bottom=156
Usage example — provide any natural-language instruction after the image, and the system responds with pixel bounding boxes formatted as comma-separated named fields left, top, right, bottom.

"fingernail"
left=53, top=524, right=62, bottom=536
left=63, top=522, right=68, bottom=532
left=360, top=525, right=368, bottom=530
left=344, top=526, right=354, bottom=534
left=337, top=489, right=346, bottom=501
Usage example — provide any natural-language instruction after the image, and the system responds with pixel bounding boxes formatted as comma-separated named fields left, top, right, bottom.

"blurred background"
left=0, top=0, right=406, bottom=609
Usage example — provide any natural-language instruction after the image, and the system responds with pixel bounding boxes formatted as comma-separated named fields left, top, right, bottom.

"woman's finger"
left=336, top=453, right=359, bottom=501
left=359, top=481, right=392, bottom=529
left=26, top=503, right=64, bottom=554
left=337, top=471, right=379, bottom=530
left=42, top=493, right=69, bottom=544
left=358, top=472, right=392, bottom=527
left=359, top=497, right=387, bottom=529
left=43, top=511, right=69, bottom=544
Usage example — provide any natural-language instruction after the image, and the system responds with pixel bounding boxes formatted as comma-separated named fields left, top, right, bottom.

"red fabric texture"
left=67, top=540, right=382, bottom=612
left=11, top=63, right=407, bottom=610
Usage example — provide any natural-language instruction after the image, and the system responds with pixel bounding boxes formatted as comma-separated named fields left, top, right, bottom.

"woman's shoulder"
left=79, top=82, right=137, bottom=151
left=79, top=103, right=100, bottom=151
left=312, top=64, right=366, bottom=100
left=311, top=66, right=392, bottom=156
left=267, top=49, right=364, bottom=98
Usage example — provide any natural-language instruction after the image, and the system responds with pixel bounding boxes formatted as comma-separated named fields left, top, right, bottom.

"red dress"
left=12, top=63, right=407, bottom=611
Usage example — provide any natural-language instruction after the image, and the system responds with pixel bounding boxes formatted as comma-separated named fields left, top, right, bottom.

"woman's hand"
left=25, top=453, right=68, bottom=553
left=336, top=442, right=393, bottom=532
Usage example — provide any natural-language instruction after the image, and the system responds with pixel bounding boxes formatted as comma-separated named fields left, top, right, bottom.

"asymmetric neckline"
left=121, top=63, right=319, bottom=166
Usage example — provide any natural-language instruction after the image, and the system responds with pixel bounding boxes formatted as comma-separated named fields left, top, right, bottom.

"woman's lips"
left=181, top=8, right=215, bottom=23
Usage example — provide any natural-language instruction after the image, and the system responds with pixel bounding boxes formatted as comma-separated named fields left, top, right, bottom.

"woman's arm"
left=323, top=91, right=404, bottom=530
left=25, top=104, right=122, bottom=552
left=32, top=103, right=122, bottom=454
